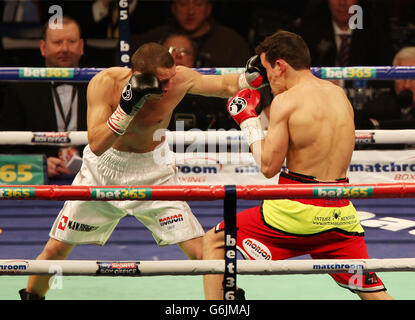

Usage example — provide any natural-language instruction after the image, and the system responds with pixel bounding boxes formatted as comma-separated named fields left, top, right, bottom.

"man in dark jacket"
left=0, top=16, right=87, bottom=179
left=300, top=0, right=393, bottom=68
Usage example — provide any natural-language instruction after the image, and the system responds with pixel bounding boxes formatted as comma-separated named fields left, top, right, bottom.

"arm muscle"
left=182, top=67, right=240, bottom=98
left=251, top=94, right=290, bottom=178
left=87, top=74, right=119, bottom=155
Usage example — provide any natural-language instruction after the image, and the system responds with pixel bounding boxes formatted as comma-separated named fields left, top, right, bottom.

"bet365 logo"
left=91, top=188, right=151, bottom=200
left=313, top=187, right=373, bottom=198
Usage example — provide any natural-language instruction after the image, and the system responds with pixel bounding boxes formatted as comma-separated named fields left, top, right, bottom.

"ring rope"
left=0, top=66, right=414, bottom=82
left=0, top=130, right=414, bottom=145
left=1, top=258, right=414, bottom=276
left=1, top=183, right=415, bottom=200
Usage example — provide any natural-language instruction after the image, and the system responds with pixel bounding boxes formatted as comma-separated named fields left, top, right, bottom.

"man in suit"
left=300, top=0, right=393, bottom=68
left=357, top=47, right=415, bottom=130
left=0, top=16, right=87, bottom=179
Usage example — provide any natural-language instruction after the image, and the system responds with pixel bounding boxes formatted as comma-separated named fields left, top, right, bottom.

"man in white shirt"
left=0, top=16, right=87, bottom=178
left=40, top=16, right=85, bottom=177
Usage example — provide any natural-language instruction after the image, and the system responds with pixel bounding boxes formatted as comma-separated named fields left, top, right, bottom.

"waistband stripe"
left=280, top=171, right=349, bottom=184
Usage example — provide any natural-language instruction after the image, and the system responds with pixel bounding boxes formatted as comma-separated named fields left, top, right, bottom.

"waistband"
left=278, top=170, right=350, bottom=207
left=279, top=170, right=349, bottom=184
left=85, top=141, right=175, bottom=173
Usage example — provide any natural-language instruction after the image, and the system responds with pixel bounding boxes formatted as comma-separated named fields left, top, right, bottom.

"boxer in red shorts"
left=203, top=30, right=393, bottom=300
left=215, top=170, right=385, bottom=294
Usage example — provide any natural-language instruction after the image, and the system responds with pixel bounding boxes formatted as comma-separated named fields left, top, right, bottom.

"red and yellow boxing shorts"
left=216, top=170, right=386, bottom=293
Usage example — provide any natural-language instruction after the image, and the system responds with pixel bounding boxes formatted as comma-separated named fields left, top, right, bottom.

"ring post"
left=223, top=185, right=237, bottom=300
left=118, top=0, right=131, bottom=67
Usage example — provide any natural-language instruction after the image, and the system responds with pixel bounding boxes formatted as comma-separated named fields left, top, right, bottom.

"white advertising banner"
left=175, top=150, right=415, bottom=185
left=348, top=149, right=415, bottom=183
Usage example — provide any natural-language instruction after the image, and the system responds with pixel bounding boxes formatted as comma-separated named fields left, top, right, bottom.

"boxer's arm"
left=87, top=74, right=120, bottom=156
left=184, top=56, right=268, bottom=98
left=87, top=73, right=162, bottom=156
left=254, top=94, right=290, bottom=178
left=182, top=67, right=240, bottom=98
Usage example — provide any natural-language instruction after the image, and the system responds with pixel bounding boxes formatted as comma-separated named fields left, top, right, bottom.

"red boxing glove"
left=227, top=89, right=265, bottom=146
left=227, top=88, right=261, bottom=126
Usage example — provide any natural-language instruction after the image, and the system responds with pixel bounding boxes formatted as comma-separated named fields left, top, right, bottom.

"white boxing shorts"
left=50, top=142, right=205, bottom=246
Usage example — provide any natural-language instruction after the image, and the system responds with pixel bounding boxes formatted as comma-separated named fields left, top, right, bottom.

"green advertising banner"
left=321, top=67, right=377, bottom=79
left=312, top=186, right=374, bottom=198
left=0, top=155, right=46, bottom=185
left=0, top=187, right=36, bottom=199
left=91, top=187, right=152, bottom=200
left=18, top=67, right=74, bottom=79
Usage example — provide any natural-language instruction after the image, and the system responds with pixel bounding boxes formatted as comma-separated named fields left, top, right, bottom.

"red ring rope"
left=1, top=183, right=415, bottom=200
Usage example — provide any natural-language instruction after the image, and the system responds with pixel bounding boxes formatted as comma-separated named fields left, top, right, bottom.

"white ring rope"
left=0, top=129, right=414, bottom=145
left=1, top=258, right=414, bottom=276
left=0, top=131, right=87, bottom=146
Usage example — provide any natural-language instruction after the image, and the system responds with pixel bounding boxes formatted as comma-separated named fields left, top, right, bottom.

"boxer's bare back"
left=277, top=76, right=355, bottom=180
left=259, top=65, right=355, bottom=181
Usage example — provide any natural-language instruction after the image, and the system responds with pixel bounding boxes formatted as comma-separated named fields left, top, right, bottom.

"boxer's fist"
left=119, top=73, right=162, bottom=115
left=227, top=88, right=261, bottom=126
left=238, top=55, right=269, bottom=89
left=107, top=73, right=162, bottom=135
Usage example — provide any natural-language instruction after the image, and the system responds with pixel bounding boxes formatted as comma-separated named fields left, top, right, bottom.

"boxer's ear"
left=40, top=39, right=46, bottom=57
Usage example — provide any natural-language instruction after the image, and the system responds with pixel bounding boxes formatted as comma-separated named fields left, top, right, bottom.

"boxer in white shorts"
left=50, top=142, right=204, bottom=247
left=20, top=42, right=250, bottom=299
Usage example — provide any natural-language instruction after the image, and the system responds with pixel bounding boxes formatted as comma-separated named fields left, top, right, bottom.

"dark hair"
left=131, top=42, right=175, bottom=73
left=255, top=30, right=311, bottom=70
left=41, top=16, right=82, bottom=40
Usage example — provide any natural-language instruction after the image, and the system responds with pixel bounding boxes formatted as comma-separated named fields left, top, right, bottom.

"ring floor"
left=1, top=196, right=415, bottom=300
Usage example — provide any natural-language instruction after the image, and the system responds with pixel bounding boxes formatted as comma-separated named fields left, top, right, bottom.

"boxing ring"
left=1, top=183, right=415, bottom=297
left=1, top=65, right=415, bottom=301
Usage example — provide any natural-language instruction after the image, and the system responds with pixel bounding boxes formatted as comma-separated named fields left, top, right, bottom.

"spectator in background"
left=87, top=0, right=138, bottom=39
left=72, top=0, right=167, bottom=39
left=161, top=32, right=236, bottom=130
left=393, top=47, right=415, bottom=119
left=131, top=0, right=253, bottom=68
left=245, top=0, right=308, bottom=48
left=163, top=33, right=195, bottom=67
left=0, top=16, right=88, bottom=179
left=300, top=0, right=393, bottom=68
left=300, top=0, right=394, bottom=118
left=0, top=0, right=45, bottom=67
left=357, top=47, right=415, bottom=130
left=2, top=0, right=42, bottom=23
